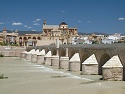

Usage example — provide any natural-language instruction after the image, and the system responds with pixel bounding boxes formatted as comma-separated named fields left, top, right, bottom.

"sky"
left=0, top=0, right=125, bottom=34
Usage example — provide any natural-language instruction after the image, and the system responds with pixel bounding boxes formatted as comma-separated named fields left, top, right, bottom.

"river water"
left=0, top=57, right=125, bottom=94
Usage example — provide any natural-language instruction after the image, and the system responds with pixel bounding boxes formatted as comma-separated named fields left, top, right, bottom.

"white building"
left=102, top=33, right=122, bottom=44
left=72, top=36, right=92, bottom=44
left=102, top=39, right=114, bottom=44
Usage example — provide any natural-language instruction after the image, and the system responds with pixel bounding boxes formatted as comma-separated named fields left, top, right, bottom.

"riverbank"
left=0, top=57, right=125, bottom=94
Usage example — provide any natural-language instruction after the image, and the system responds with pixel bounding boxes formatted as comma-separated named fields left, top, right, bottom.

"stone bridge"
left=26, top=43, right=125, bottom=80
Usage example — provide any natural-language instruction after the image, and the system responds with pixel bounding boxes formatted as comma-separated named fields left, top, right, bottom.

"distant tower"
left=15, top=29, right=18, bottom=33
left=43, top=19, right=46, bottom=25
left=3, top=27, right=7, bottom=34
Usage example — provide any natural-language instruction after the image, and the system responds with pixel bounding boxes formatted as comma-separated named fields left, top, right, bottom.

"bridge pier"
left=59, top=57, right=69, bottom=69
left=36, top=49, right=46, bottom=64
left=25, top=49, right=36, bottom=61
left=22, top=43, right=125, bottom=81
left=31, top=49, right=39, bottom=63
left=102, top=55, right=123, bottom=81
left=59, top=48, right=69, bottom=69
left=69, top=53, right=80, bottom=72
left=82, top=54, right=98, bottom=75
left=20, top=51, right=27, bottom=60
left=44, top=51, right=52, bottom=65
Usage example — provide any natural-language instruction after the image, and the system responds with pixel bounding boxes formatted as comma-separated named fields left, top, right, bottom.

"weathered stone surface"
left=51, top=56, right=59, bottom=67
left=82, top=65, right=98, bottom=75
left=36, top=55, right=44, bottom=64
left=44, top=51, right=52, bottom=65
left=102, top=68, right=123, bottom=81
left=82, top=54, right=98, bottom=75
left=59, top=57, right=69, bottom=69
left=69, top=62, right=80, bottom=72
left=36, top=49, right=46, bottom=64
left=102, top=55, right=123, bottom=81
left=44, top=57, right=51, bottom=65
left=31, top=54, right=37, bottom=63
left=20, top=51, right=27, bottom=59
left=31, top=50, right=39, bottom=63
left=0, top=47, right=25, bottom=57
left=69, top=53, right=80, bottom=62
left=69, top=53, right=80, bottom=71
left=25, top=49, right=36, bottom=61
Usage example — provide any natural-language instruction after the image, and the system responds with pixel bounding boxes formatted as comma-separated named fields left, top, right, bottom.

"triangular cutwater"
left=82, top=54, right=98, bottom=65
left=44, top=51, right=51, bottom=57
left=70, top=53, right=80, bottom=62
left=102, top=55, right=123, bottom=68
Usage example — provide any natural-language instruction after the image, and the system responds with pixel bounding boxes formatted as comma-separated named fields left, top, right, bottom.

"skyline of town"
left=0, top=0, right=125, bottom=34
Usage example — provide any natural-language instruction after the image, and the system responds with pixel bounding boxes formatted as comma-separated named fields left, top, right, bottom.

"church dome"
left=60, top=21, right=67, bottom=25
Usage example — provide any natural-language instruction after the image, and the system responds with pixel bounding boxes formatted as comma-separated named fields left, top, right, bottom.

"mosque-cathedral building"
left=0, top=19, right=78, bottom=46
left=42, top=19, right=78, bottom=37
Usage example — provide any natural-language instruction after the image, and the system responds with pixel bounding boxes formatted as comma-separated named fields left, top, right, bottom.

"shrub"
left=0, top=73, right=8, bottom=79
left=0, top=54, right=4, bottom=57
left=10, top=44, right=18, bottom=46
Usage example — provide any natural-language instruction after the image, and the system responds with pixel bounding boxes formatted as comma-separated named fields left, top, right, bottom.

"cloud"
left=78, top=20, right=82, bottom=23
left=28, top=26, right=31, bottom=28
left=118, top=18, right=125, bottom=21
left=32, top=30, right=36, bottom=31
left=87, top=21, right=91, bottom=22
left=0, top=22, right=5, bottom=24
left=33, top=23, right=40, bottom=26
left=12, top=22, right=23, bottom=25
left=33, top=19, right=41, bottom=22
left=24, top=25, right=27, bottom=27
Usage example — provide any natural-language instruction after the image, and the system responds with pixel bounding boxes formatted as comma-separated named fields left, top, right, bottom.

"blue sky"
left=0, top=0, right=125, bottom=34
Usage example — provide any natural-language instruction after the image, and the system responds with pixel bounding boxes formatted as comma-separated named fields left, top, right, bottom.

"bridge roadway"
left=26, top=43, right=125, bottom=80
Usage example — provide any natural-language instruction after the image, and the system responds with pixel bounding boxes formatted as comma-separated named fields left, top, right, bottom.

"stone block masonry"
left=0, top=46, right=25, bottom=57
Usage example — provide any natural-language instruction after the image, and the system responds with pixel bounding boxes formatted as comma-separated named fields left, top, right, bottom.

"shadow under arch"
left=118, top=54, right=125, bottom=80
left=99, top=53, right=111, bottom=75
left=68, top=47, right=75, bottom=60
left=79, top=51, right=90, bottom=71
left=59, top=47, right=66, bottom=57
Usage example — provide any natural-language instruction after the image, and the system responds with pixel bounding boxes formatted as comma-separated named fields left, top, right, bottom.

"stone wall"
left=0, top=46, right=25, bottom=57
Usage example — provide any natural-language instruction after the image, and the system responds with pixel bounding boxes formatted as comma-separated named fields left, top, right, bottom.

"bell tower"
left=43, top=19, right=46, bottom=25
left=3, top=27, right=7, bottom=34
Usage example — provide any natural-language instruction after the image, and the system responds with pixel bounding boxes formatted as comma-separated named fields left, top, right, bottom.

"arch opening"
left=19, top=37, right=22, bottom=39
left=99, top=53, right=111, bottom=75
left=23, top=37, right=27, bottom=40
left=79, top=52, right=90, bottom=71
left=33, top=37, right=36, bottom=39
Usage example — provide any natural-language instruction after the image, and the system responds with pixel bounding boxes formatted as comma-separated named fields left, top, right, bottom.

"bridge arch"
left=59, top=47, right=66, bottom=57
left=68, top=47, right=76, bottom=60
left=118, top=53, right=125, bottom=80
left=37, top=37, right=41, bottom=40
left=79, top=51, right=91, bottom=71
left=33, top=37, right=36, bottom=39
left=99, top=53, right=111, bottom=75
